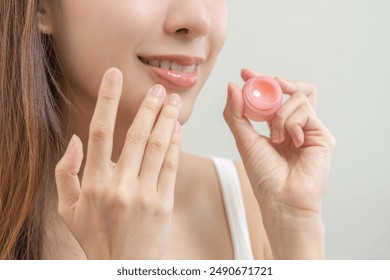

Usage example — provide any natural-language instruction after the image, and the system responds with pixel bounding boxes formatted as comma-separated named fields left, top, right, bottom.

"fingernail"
left=275, top=76, right=287, bottom=83
left=284, top=79, right=292, bottom=87
left=292, top=136, right=301, bottom=148
left=281, top=78, right=294, bottom=88
left=168, top=94, right=181, bottom=107
left=174, top=121, right=181, bottom=132
left=105, top=68, right=122, bottom=86
left=151, top=85, right=165, bottom=99
left=227, top=83, right=234, bottom=100
left=66, top=134, right=76, bottom=154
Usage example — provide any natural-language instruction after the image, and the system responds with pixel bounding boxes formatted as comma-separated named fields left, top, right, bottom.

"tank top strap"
left=210, top=156, right=254, bottom=260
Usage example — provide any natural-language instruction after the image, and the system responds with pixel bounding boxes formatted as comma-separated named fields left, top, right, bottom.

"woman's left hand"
left=224, top=69, right=336, bottom=258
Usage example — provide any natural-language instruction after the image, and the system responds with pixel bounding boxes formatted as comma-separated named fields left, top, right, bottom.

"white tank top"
left=210, top=157, right=254, bottom=260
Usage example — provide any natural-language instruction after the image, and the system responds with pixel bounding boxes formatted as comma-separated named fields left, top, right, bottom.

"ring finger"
left=139, top=94, right=181, bottom=188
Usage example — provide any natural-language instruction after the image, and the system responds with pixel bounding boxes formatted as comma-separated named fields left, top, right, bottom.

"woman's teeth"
left=140, top=57, right=197, bottom=73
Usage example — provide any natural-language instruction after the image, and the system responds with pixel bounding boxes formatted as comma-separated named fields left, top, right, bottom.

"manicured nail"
left=151, top=84, right=165, bottom=99
left=168, top=94, right=181, bottom=107
left=105, top=68, right=122, bottom=86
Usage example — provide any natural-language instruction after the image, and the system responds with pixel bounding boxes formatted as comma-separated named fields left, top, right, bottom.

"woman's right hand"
left=54, top=68, right=182, bottom=259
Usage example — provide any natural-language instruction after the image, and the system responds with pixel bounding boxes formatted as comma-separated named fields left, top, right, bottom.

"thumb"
left=55, top=134, right=83, bottom=224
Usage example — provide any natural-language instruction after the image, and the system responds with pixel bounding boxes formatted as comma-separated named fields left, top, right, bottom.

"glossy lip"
left=138, top=55, right=204, bottom=90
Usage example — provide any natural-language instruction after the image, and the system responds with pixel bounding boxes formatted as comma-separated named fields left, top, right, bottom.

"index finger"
left=274, top=77, right=317, bottom=110
left=241, top=68, right=264, bottom=82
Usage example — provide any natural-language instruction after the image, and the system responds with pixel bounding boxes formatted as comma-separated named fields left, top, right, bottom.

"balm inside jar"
left=242, top=76, right=283, bottom=122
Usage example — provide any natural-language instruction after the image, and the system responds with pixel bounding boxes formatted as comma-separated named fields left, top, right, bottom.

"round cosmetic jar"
left=242, top=76, right=282, bottom=122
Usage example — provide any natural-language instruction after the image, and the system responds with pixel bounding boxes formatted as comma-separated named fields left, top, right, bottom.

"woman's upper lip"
left=138, top=54, right=205, bottom=66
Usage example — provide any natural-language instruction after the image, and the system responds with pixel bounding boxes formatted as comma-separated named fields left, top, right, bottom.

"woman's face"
left=44, top=0, right=228, bottom=124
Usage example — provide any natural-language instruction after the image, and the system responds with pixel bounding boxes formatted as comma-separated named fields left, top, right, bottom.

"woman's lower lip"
left=146, top=65, right=198, bottom=90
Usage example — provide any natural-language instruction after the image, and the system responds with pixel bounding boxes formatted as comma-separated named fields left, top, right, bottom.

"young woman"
left=0, top=0, right=335, bottom=259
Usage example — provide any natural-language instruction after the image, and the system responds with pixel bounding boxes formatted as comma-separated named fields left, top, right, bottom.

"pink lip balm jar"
left=242, top=76, right=283, bottom=122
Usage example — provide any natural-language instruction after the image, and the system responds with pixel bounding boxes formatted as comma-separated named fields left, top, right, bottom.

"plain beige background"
left=182, top=0, right=390, bottom=259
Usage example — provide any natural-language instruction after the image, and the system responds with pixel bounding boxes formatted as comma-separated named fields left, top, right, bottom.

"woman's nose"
left=164, top=0, right=211, bottom=39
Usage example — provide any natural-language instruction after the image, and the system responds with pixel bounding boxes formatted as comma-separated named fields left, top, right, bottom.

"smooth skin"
left=56, top=69, right=183, bottom=259
left=225, top=69, right=335, bottom=258
left=55, top=67, right=335, bottom=259
left=41, top=0, right=335, bottom=259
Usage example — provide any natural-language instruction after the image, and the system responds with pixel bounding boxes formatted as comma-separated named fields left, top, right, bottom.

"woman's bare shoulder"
left=176, top=152, right=226, bottom=214
left=177, top=153, right=272, bottom=259
left=172, top=152, right=233, bottom=258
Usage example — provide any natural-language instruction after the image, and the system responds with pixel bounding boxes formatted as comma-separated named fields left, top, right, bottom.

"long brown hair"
left=0, top=0, right=65, bottom=259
